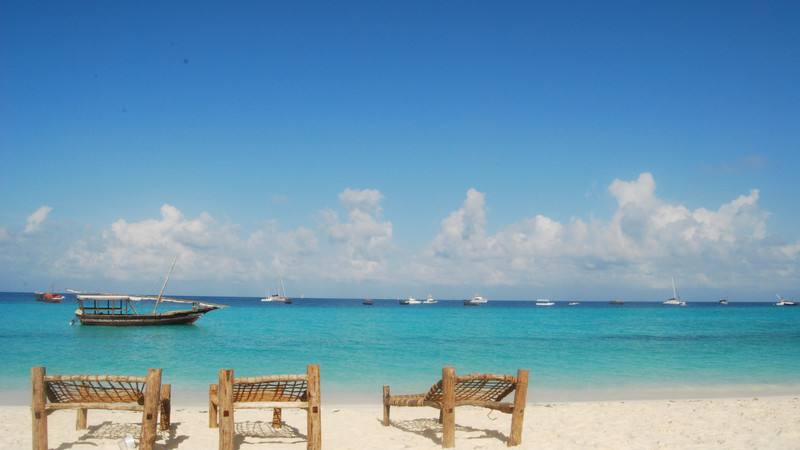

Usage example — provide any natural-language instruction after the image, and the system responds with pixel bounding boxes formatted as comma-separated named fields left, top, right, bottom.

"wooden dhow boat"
left=68, top=291, right=227, bottom=326
left=68, top=255, right=227, bottom=326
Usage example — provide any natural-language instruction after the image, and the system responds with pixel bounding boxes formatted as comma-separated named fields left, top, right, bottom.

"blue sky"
left=2, top=1, right=799, bottom=301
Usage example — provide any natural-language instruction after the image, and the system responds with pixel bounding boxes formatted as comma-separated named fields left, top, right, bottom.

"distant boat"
left=68, top=255, right=227, bottom=326
left=463, top=295, right=488, bottom=306
left=399, top=296, right=421, bottom=305
left=363, top=299, right=374, bottom=305
left=262, top=271, right=292, bottom=303
left=536, top=299, right=555, bottom=306
left=718, top=293, right=729, bottom=305
left=568, top=302, right=580, bottom=306
left=775, top=294, right=796, bottom=306
left=423, top=295, right=438, bottom=304
left=35, top=283, right=64, bottom=303
left=610, top=300, right=625, bottom=305
left=663, top=277, right=686, bottom=306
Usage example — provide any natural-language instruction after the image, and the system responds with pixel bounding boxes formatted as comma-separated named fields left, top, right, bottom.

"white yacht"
left=423, top=295, right=438, bottom=304
left=536, top=299, right=555, bottom=306
left=775, top=294, right=797, bottom=306
left=399, top=296, right=421, bottom=305
left=463, top=295, right=488, bottom=306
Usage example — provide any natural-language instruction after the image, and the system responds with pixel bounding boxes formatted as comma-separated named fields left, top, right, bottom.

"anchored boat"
left=68, top=255, right=227, bottom=326
left=463, top=295, right=488, bottom=306
left=35, top=283, right=64, bottom=303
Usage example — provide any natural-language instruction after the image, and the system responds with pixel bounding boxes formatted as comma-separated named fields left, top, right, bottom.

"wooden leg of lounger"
left=219, top=369, right=235, bottom=450
left=209, top=384, right=219, bottom=428
left=382, top=386, right=390, bottom=426
left=140, top=368, right=162, bottom=450
left=272, top=408, right=282, bottom=428
left=76, top=385, right=89, bottom=429
left=160, top=384, right=172, bottom=431
left=507, top=369, right=529, bottom=447
left=76, top=408, right=87, bottom=429
left=272, top=384, right=285, bottom=428
left=306, top=364, right=321, bottom=450
left=31, top=367, right=48, bottom=450
left=441, top=366, right=456, bottom=448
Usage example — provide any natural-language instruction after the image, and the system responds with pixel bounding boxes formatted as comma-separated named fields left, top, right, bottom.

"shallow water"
left=2, top=293, right=798, bottom=405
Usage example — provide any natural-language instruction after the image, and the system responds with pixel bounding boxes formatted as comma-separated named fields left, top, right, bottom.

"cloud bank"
left=3, top=173, right=798, bottom=298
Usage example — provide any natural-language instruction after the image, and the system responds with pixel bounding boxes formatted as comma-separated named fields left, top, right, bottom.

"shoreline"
left=5, top=395, right=799, bottom=449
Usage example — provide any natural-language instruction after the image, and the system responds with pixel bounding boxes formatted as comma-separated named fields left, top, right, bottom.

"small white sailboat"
left=536, top=299, right=555, bottom=306
left=663, top=277, right=686, bottom=306
left=261, top=271, right=292, bottom=303
left=423, top=295, right=437, bottom=304
left=775, top=293, right=796, bottom=306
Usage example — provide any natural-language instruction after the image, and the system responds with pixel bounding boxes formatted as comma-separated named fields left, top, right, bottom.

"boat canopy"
left=70, top=290, right=228, bottom=309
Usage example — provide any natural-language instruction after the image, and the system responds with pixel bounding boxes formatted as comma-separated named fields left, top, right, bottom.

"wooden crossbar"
left=209, top=365, right=321, bottom=450
left=382, top=366, right=529, bottom=448
left=31, top=367, right=171, bottom=450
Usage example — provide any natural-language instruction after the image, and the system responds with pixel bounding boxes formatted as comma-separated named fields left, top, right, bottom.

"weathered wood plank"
left=507, top=369, right=529, bottom=447
left=138, top=368, right=161, bottom=450
left=441, top=366, right=456, bottom=448
left=306, top=364, right=321, bottom=450
left=218, top=369, right=235, bottom=450
left=31, top=367, right=48, bottom=450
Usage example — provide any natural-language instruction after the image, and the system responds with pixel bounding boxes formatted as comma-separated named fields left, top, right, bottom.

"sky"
left=1, top=1, right=799, bottom=301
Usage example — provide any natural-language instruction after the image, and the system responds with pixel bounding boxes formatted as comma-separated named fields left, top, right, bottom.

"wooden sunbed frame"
left=209, top=364, right=321, bottom=450
left=31, top=366, right=171, bottom=450
left=382, top=366, right=529, bottom=447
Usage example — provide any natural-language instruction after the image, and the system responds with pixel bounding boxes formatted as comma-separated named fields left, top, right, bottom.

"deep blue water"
left=1, top=292, right=799, bottom=405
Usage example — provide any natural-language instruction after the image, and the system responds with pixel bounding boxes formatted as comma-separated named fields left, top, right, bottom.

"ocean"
left=2, top=292, right=798, bottom=405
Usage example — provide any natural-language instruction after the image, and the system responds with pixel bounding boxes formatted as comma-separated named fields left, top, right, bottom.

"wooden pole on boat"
left=153, top=254, right=179, bottom=314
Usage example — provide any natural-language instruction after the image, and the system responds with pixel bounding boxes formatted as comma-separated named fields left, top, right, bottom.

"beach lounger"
left=382, top=366, right=529, bottom=447
left=209, top=364, right=321, bottom=450
left=31, top=366, right=171, bottom=450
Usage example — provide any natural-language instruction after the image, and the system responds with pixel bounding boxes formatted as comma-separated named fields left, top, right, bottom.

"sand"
left=4, top=396, right=799, bottom=449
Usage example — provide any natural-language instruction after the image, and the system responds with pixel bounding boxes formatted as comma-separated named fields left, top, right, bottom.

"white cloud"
left=317, top=188, right=394, bottom=280
left=426, top=188, right=488, bottom=258
left=3, top=174, right=798, bottom=298
left=25, top=206, right=53, bottom=233
left=412, top=173, right=790, bottom=291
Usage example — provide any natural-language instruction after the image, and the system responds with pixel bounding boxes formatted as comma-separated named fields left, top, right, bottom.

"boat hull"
left=76, top=308, right=215, bottom=326
left=35, top=292, right=64, bottom=303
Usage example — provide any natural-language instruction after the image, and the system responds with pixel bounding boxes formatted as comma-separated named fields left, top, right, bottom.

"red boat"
left=35, top=291, right=65, bottom=303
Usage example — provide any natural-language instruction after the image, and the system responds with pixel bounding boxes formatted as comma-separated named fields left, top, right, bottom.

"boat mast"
left=671, top=276, right=678, bottom=300
left=153, top=254, right=179, bottom=314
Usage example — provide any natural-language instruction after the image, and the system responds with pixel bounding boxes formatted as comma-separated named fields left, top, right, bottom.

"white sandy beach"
left=4, top=396, right=799, bottom=449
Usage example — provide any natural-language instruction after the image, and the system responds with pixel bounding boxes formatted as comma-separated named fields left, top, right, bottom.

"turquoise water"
left=2, top=292, right=799, bottom=405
